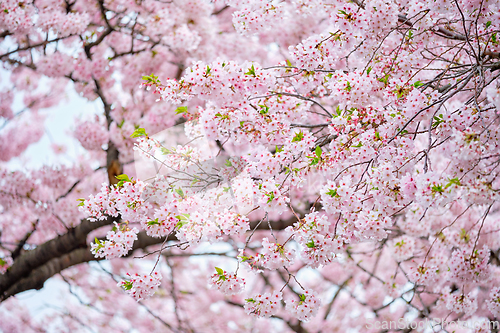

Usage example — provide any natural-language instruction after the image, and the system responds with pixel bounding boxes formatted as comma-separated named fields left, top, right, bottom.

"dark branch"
left=0, top=215, right=298, bottom=301
left=0, top=217, right=117, bottom=301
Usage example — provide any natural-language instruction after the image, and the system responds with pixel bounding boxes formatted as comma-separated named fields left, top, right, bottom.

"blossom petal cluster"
left=118, top=272, right=162, bottom=302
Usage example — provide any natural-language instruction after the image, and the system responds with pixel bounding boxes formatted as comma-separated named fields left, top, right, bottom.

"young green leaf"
left=245, top=64, right=256, bottom=76
left=414, top=81, right=424, bottom=88
left=175, top=106, right=188, bottom=114
left=315, top=146, right=322, bottom=158
left=326, top=189, right=339, bottom=197
left=292, top=131, right=304, bottom=142
left=130, top=128, right=147, bottom=138
left=306, top=240, right=315, bottom=248
left=121, top=281, right=133, bottom=291
left=147, top=218, right=160, bottom=226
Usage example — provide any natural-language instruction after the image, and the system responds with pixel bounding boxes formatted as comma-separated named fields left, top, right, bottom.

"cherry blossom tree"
left=1, top=0, right=500, bottom=332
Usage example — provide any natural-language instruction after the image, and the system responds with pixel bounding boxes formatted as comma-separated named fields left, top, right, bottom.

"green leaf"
left=121, top=281, right=133, bottom=291
left=77, top=198, right=85, bottom=207
left=366, top=67, right=372, bottom=75
left=432, top=114, right=444, bottom=128
left=310, top=157, right=320, bottom=166
left=0, top=258, right=6, bottom=266
left=335, top=106, right=342, bottom=117
left=396, top=86, right=407, bottom=99
left=414, top=81, right=424, bottom=88
left=245, top=64, right=256, bottom=76
left=175, top=106, right=188, bottom=114
left=130, top=128, right=147, bottom=138
left=375, top=132, right=381, bottom=140
left=177, top=214, right=190, bottom=221
left=175, top=219, right=188, bottom=229
left=486, top=21, right=492, bottom=29
left=142, top=73, right=160, bottom=85
left=338, top=9, right=348, bottom=16
left=245, top=298, right=256, bottom=303
left=94, top=237, right=101, bottom=245
left=408, top=29, right=413, bottom=39
left=215, top=267, right=224, bottom=276
left=147, top=218, right=160, bottom=226
left=378, top=74, right=390, bottom=85
left=266, top=192, right=275, bottom=203
left=117, top=119, right=125, bottom=128
left=299, top=294, right=306, bottom=301
left=292, top=131, right=304, bottom=142
left=445, top=178, right=461, bottom=188
left=306, top=240, right=315, bottom=248
left=286, top=59, right=292, bottom=67
left=223, top=187, right=231, bottom=192
left=116, top=174, right=131, bottom=182
left=175, top=188, right=184, bottom=198
left=116, top=174, right=132, bottom=187
left=206, top=65, right=211, bottom=75
left=431, top=184, right=444, bottom=193
left=326, top=189, right=339, bottom=197
left=345, top=81, right=352, bottom=92
left=258, top=105, right=269, bottom=115
left=315, top=146, right=322, bottom=158
left=492, top=33, right=498, bottom=45
left=460, top=228, right=470, bottom=243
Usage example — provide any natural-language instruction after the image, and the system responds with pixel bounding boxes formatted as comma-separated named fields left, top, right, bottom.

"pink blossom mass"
left=1, top=0, right=500, bottom=332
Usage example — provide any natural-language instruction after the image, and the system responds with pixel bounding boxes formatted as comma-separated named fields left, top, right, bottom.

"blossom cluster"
left=90, top=223, right=138, bottom=260
left=238, top=238, right=295, bottom=272
left=244, top=291, right=282, bottom=318
left=285, top=290, right=321, bottom=322
left=74, top=119, right=109, bottom=151
left=209, top=267, right=245, bottom=296
left=448, top=246, right=491, bottom=284
left=3, top=0, right=500, bottom=330
left=287, top=212, right=343, bottom=267
left=118, top=271, right=162, bottom=301
left=0, top=256, right=13, bottom=274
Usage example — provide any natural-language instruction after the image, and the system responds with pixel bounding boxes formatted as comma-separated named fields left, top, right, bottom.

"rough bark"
left=0, top=217, right=116, bottom=301
left=0, top=215, right=297, bottom=301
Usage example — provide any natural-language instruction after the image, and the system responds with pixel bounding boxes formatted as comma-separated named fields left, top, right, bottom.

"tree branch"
left=0, top=217, right=117, bottom=301
left=0, top=214, right=298, bottom=301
